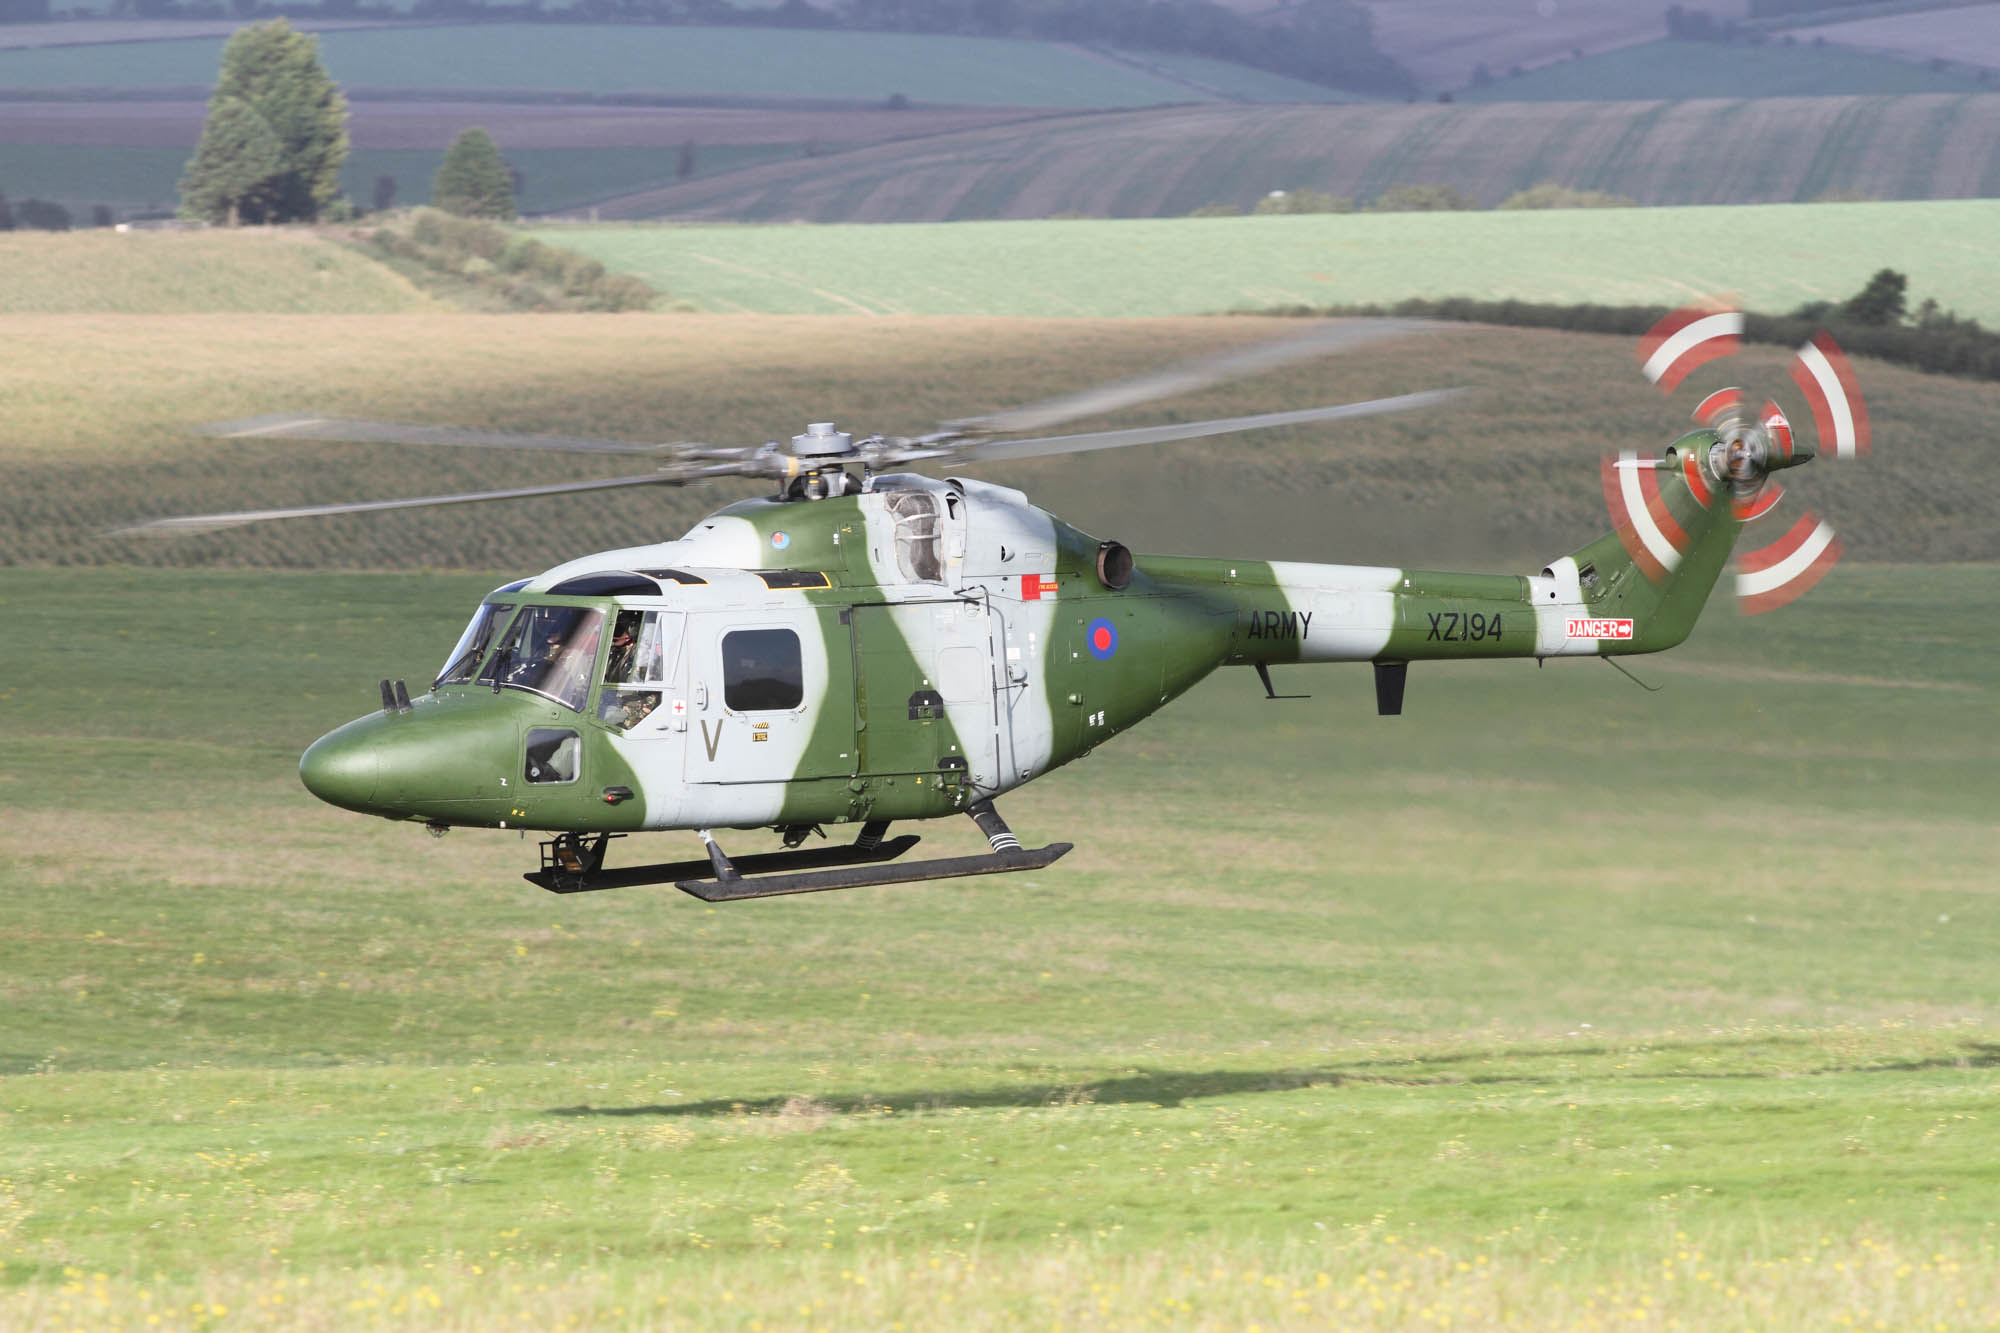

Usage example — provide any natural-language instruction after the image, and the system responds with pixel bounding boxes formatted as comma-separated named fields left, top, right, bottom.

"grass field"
left=1, top=559, right=1995, bottom=1329
left=1459, top=36, right=1994, bottom=100
left=7, top=310, right=1999, bottom=571
left=528, top=199, right=2000, bottom=322
left=0, top=25, right=1275, bottom=107
left=0, top=231, right=434, bottom=314
left=0, top=142, right=812, bottom=220
left=566, top=95, right=2000, bottom=221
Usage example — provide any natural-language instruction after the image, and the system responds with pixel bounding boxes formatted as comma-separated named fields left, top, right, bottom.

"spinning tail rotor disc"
left=1623, top=304, right=1872, bottom=615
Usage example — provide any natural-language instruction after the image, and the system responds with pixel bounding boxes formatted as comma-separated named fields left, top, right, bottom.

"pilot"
left=605, top=623, right=638, bottom=681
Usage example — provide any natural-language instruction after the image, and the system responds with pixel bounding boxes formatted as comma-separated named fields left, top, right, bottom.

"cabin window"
left=484, top=605, right=604, bottom=712
left=722, top=629, right=803, bottom=712
left=437, top=602, right=515, bottom=686
left=524, top=728, right=580, bottom=784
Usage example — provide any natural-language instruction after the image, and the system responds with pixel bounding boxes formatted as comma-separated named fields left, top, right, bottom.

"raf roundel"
left=770, top=530, right=791, bottom=550
left=1086, top=616, right=1118, bottom=661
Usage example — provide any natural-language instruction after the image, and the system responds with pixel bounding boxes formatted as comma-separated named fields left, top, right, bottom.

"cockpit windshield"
left=437, top=602, right=516, bottom=687
left=481, top=605, right=605, bottom=712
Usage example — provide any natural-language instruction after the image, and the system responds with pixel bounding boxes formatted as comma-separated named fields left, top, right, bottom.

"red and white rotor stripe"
left=1736, top=512, right=1842, bottom=615
left=1638, top=307, right=1744, bottom=393
left=1732, top=480, right=1785, bottom=522
left=1602, top=451, right=1689, bottom=583
left=1789, top=333, right=1870, bottom=458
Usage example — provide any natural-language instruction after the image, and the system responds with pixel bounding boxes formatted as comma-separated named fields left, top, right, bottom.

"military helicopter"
left=118, top=311, right=1867, bottom=902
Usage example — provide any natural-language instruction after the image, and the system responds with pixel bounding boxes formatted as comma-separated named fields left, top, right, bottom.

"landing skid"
left=524, top=801, right=1069, bottom=901
left=675, top=842, right=1072, bottom=902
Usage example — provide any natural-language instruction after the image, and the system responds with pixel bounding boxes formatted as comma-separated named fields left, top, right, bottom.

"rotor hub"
left=790, top=422, right=855, bottom=460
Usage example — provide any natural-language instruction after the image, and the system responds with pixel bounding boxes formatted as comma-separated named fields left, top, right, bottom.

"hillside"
left=1460, top=36, right=1995, bottom=101
left=573, top=96, right=2000, bottom=221
left=0, top=100, right=1055, bottom=220
left=0, top=230, right=435, bottom=314
left=0, top=24, right=1333, bottom=106
left=531, top=200, right=2000, bottom=324
left=5, top=312, right=1996, bottom=571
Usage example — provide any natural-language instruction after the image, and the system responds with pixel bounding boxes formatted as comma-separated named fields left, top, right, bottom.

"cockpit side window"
left=603, top=610, right=670, bottom=685
left=437, top=602, right=515, bottom=687
left=484, top=605, right=604, bottom=712
left=597, top=610, right=683, bottom=731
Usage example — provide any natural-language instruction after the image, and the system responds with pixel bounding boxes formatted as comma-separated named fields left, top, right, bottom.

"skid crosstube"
left=525, top=835, right=923, bottom=895
left=676, top=843, right=1073, bottom=901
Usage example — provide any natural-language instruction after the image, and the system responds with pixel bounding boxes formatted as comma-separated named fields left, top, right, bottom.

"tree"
left=179, top=96, right=285, bottom=225
left=1843, top=268, right=1907, bottom=326
left=179, top=20, right=348, bottom=225
left=16, top=198, right=71, bottom=231
left=432, top=128, right=516, bottom=221
left=0, top=194, right=13, bottom=231
left=372, top=173, right=397, bottom=212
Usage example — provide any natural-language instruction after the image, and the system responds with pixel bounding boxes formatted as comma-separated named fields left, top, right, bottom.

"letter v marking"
left=700, top=719, right=723, bottom=761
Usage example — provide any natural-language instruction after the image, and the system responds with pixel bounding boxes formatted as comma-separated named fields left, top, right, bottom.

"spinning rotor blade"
left=950, top=390, right=1465, bottom=463
left=1736, top=511, right=1842, bottom=615
left=1626, top=305, right=1874, bottom=615
left=947, top=319, right=1437, bottom=437
left=107, top=472, right=688, bottom=537
left=202, top=414, right=675, bottom=456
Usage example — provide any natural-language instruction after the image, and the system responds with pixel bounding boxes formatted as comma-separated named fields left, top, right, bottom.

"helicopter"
left=117, top=311, right=1868, bottom=902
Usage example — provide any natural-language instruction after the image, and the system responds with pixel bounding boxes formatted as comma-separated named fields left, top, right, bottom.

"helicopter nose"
left=300, top=720, right=382, bottom=812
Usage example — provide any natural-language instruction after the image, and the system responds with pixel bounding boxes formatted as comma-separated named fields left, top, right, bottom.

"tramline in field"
left=117, top=310, right=1869, bottom=901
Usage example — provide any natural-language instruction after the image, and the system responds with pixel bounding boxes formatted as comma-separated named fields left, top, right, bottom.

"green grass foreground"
left=1, top=564, right=1996, bottom=1328
left=531, top=199, right=2000, bottom=323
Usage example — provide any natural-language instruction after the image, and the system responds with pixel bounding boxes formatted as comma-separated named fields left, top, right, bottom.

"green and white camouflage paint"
left=299, top=428, right=1740, bottom=839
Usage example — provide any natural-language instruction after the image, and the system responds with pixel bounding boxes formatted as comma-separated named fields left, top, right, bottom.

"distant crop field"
left=531, top=199, right=2000, bottom=325
left=578, top=95, right=2000, bottom=222
left=1800, top=3, right=2000, bottom=72
left=1461, top=36, right=1992, bottom=101
left=0, top=230, right=434, bottom=314
left=0, top=141, right=808, bottom=218
left=1357, top=0, right=1754, bottom=92
left=0, top=24, right=1252, bottom=106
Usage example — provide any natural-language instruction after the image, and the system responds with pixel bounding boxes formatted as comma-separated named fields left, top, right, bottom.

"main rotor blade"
left=952, top=389, right=1465, bottom=463
left=107, top=473, right=685, bottom=537
left=947, top=319, right=1436, bottom=437
left=201, top=414, right=672, bottom=456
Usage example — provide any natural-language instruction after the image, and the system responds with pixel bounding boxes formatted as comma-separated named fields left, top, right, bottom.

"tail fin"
left=1563, top=437, right=1741, bottom=653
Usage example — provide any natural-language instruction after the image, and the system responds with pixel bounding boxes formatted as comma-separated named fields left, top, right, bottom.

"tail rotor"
left=1624, top=304, right=1872, bottom=616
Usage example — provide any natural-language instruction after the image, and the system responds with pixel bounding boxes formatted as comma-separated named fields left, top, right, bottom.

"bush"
left=410, top=208, right=446, bottom=246
left=461, top=256, right=495, bottom=279
left=1497, top=183, right=1635, bottom=209
left=560, top=253, right=606, bottom=295
left=1368, top=183, right=1478, bottom=212
left=500, top=235, right=548, bottom=274
left=591, top=273, right=657, bottom=312
left=1252, top=189, right=1353, bottom=215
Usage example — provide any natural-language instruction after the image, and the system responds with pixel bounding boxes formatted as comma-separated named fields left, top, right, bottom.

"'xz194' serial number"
left=1426, top=611, right=1503, bottom=642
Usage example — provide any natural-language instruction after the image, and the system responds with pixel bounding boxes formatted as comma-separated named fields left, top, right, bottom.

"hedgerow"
left=360, top=208, right=658, bottom=312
